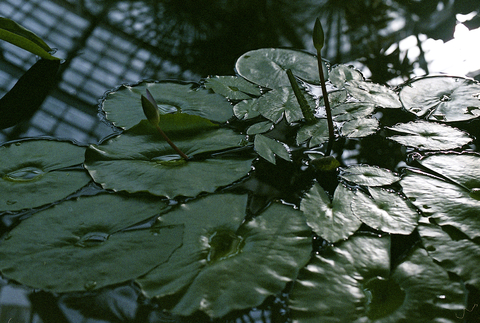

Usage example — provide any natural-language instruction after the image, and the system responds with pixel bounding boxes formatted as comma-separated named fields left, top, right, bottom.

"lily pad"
left=340, top=118, right=379, bottom=138
left=289, top=234, right=466, bottom=322
left=300, top=183, right=362, bottom=242
left=204, top=76, right=261, bottom=100
left=296, top=119, right=329, bottom=147
left=101, top=81, right=233, bottom=129
left=399, top=76, right=480, bottom=122
left=0, top=193, right=181, bottom=292
left=387, top=121, right=472, bottom=150
left=85, top=121, right=253, bottom=199
left=0, top=139, right=91, bottom=212
left=418, top=222, right=480, bottom=290
left=400, top=153, right=480, bottom=239
left=136, top=194, right=311, bottom=318
left=351, top=187, right=419, bottom=234
left=332, top=102, right=375, bottom=122
left=339, top=165, right=400, bottom=186
left=254, top=134, right=291, bottom=164
left=246, top=121, right=273, bottom=135
left=329, top=64, right=364, bottom=89
left=345, top=80, right=402, bottom=108
left=235, top=48, right=327, bottom=89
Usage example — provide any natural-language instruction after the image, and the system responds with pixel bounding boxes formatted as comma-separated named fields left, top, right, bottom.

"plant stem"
left=316, top=51, right=334, bottom=156
left=286, top=69, right=316, bottom=124
left=155, top=124, right=189, bottom=160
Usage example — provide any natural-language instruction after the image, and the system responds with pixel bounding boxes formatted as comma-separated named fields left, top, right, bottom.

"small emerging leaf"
left=313, top=18, right=325, bottom=51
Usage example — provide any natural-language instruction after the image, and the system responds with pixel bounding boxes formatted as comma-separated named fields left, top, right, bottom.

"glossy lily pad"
left=235, top=48, right=327, bottom=89
left=300, top=183, right=362, bottom=242
left=289, top=235, right=466, bottom=322
left=345, top=80, right=402, bottom=108
left=0, top=139, right=91, bottom=212
left=296, top=119, right=329, bottom=147
left=332, top=102, right=375, bottom=122
left=101, top=81, right=233, bottom=129
left=351, top=187, right=419, bottom=234
left=85, top=121, right=253, bottom=199
left=399, top=76, right=480, bottom=122
left=328, top=64, right=364, bottom=89
left=136, top=193, right=311, bottom=318
left=419, top=222, right=480, bottom=289
left=340, top=118, right=379, bottom=138
left=254, top=134, right=291, bottom=164
left=400, top=153, right=480, bottom=239
left=204, top=76, right=261, bottom=100
left=246, top=121, right=274, bottom=135
left=339, top=165, right=400, bottom=186
left=0, top=193, right=181, bottom=292
left=387, top=121, right=472, bottom=150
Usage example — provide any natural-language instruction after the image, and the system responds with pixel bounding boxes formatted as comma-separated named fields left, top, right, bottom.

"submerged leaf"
left=85, top=123, right=252, bottom=199
left=254, top=134, right=291, bottom=164
left=102, top=81, right=233, bottom=129
left=204, top=76, right=261, bottom=100
left=235, top=48, right=327, bottom=89
left=399, top=76, right=480, bottom=122
left=0, top=194, right=181, bottom=292
left=300, top=183, right=362, bottom=242
left=401, top=153, right=480, bottom=239
left=387, top=121, right=472, bottom=150
left=0, top=139, right=90, bottom=211
left=339, top=165, right=400, bottom=186
left=137, top=194, right=311, bottom=318
left=289, top=235, right=466, bottom=322
left=351, top=187, right=419, bottom=234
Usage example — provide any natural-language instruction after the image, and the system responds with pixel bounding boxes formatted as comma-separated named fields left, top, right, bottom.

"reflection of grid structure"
left=0, top=0, right=194, bottom=145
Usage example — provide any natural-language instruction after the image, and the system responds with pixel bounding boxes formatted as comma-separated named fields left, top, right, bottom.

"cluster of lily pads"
left=1, top=44, right=480, bottom=322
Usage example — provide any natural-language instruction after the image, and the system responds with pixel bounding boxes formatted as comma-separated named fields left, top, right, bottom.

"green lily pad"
left=204, top=76, right=261, bottom=100
left=351, top=187, right=419, bottom=234
left=296, top=119, right=329, bottom=147
left=339, top=165, right=400, bottom=186
left=400, top=153, right=480, bottom=239
left=329, top=64, right=364, bottom=89
left=289, top=234, right=466, bottom=322
left=340, top=118, right=379, bottom=138
left=300, top=183, right=362, bottom=242
left=387, top=121, right=472, bottom=150
left=399, top=76, right=480, bottom=122
left=232, top=99, right=261, bottom=120
left=101, top=81, right=233, bottom=129
left=332, top=102, right=375, bottom=122
left=246, top=121, right=274, bottom=135
left=0, top=139, right=91, bottom=212
left=136, top=194, right=311, bottom=318
left=85, top=121, right=252, bottom=199
left=345, top=80, right=402, bottom=108
left=254, top=134, right=291, bottom=164
left=419, top=223, right=480, bottom=290
left=235, top=48, right=327, bottom=89
left=0, top=193, right=181, bottom=292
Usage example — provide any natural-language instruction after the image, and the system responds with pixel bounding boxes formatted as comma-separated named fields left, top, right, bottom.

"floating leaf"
left=399, top=76, right=480, bottom=122
left=300, top=183, right=362, bottom=242
left=0, top=194, right=181, bottom=292
left=351, top=187, right=419, bottom=234
left=246, top=121, right=273, bottom=135
left=0, top=17, right=59, bottom=60
left=332, top=102, right=375, bottom=122
left=254, top=134, right=291, bottom=164
left=328, top=64, right=364, bottom=89
left=341, top=118, right=379, bottom=138
left=204, top=76, right=261, bottom=100
left=235, top=48, right=327, bottom=89
left=296, top=119, right=329, bottom=147
left=101, top=81, right=233, bottom=129
left=0, top=139, right=90, bottom=211
left=232, top=99, right=261, bottom=120
left=339, top=165, right=400, bottom=186
left=85, top=122, right=252, bottom=199
left=260, top=87, right=314, bottom=123
left=401, top=153, right=480, bottom=239
left=136, top=194, right=311, bottom=318
left=289, top=235, right=466, bottom=322
left=419, top=223, right=480, bottom=290
left=387, top=121, right=472, bottom=150
left=345, top=80, right=402, bottom=108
